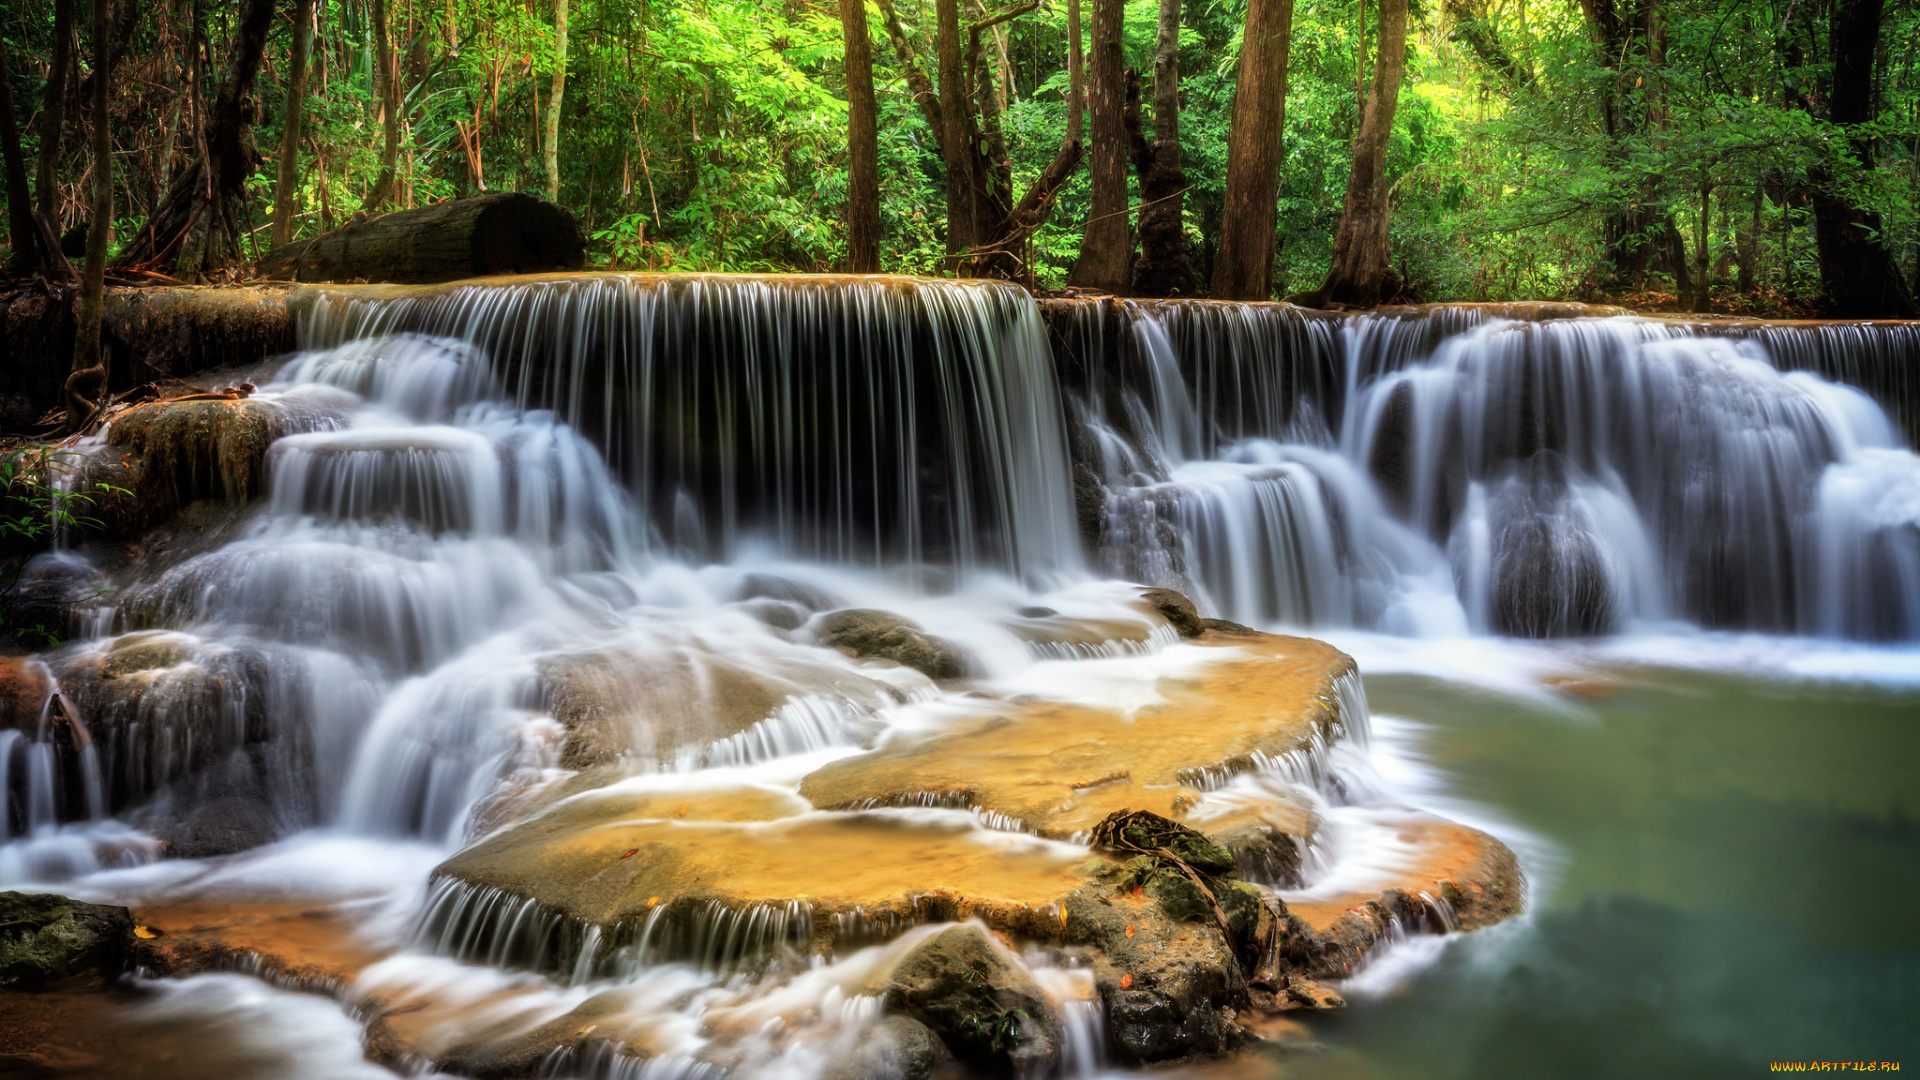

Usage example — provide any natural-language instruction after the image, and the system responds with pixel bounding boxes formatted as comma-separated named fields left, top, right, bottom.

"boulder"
left=813, top=609, right=966, bottom=680
left=823, top=1015, right=950, bottom=1080
left=1137, top=588, right=1203, bottom=637
left=0, top=893, right=133, bottom=990
left=876, top=924, right=1060, bottom=1077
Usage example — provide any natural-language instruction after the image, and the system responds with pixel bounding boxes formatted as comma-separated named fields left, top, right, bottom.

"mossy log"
left=257, top=193, right=586, bottom=284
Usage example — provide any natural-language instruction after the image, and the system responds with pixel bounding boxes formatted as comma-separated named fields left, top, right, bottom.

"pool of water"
left=1263, top=664, right=1920, bottom=1079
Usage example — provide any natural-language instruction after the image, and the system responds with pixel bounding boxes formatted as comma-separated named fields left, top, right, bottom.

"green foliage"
left=4, top=0, right=1916, bottom=302
left=0, top=446, right=118, bottom=544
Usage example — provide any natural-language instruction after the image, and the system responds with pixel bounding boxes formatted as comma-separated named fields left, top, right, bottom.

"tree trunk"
left=1735, top=183, right=1759, bottom=293
left=544, top=0, right=568, bottom=202
left=1068, top=0, right=1128, bottom=291
left=1211, top=0, right=1293, bottom=301
left=36, top=0, right=76, bottom=222
left=1810, top=0, right=1916, bottom=317
left=113, top=0, right=277, bottom=277
left=935, top=0, right=976, bottom=256
left=841, top=0, right=880, bottom=272
left=271, top=0, right=316, bottom=248
left=257, top=192, right=586, bottom=283
left=1691, top=182, right=1711, bottom=312
left=0, top=42, right=44, bottom=275
left=1130, top=0, right=1193, bottom=296
left=67, top=0, right=112, bottom=430
left=1310, top=0, right=1406, bottom=307
left=366, top=0, right=403, bottom=210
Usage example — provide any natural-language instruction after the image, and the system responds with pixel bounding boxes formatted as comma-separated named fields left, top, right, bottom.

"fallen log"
left=256, top=193, right=586, bottom=284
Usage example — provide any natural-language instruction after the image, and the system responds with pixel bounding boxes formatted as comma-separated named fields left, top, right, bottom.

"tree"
left=1130, top=0, right=1194, bottom=296
left=1304, top=0, right=1408, bottom=307
left=35, top=0, right=76, bottom=224
left=271, top=0, right=316, bottom=248
left=67, top=0, right=112, bottom=429
left=841, top=0, right=880, bottom=271
left=875, top=0, right=1084, bottom=279
left=1210, top=0, right=1293, bottom=300
left=1810, top=0, right=1916, bottom=317
left=1068, top=0, right=1128, bottom=291
left=1577, top=0, right=1691, bottom=295
left=113, top=0, right=277, bottom=277
left=544, top=0, right=570, bottom=202
left=365, top=0, right=403, bottom=209
left=0, top=39, right=43, bottom=275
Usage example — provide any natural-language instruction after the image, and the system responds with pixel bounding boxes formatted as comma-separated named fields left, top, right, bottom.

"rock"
left=823, top=1015, right=950, bottom=1080
left=152, top=791, right=281, bottom=860
left=1283, top=978, right=1346, bottom=1011
left=1138, top=588, right=1203, bottom=637
left=1486, top=452, right=1619, bottom=638
left=425, top=787, right=1088, bottom=976
left=800, top=632, right=1356, bottom=840
left=813, top=609, right=965, bottom=680
left=0, top=893, right=134, bottom=990
left=877, top=924, right=1060, bottom=1077
left=1058, top=883, right=1249, bottom=1064
left=1199, top=617, right=1258, bottom=635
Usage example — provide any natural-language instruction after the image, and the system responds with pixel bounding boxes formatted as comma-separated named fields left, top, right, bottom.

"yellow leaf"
left=647, top=895, right=661, bottom=908
left=1124, top=924, right=1134, bottom=938
left=133, top=925, right=160, bottom=939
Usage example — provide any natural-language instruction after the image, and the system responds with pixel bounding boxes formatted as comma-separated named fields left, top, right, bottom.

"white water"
left=2, top=277, right=1915, bottom=1074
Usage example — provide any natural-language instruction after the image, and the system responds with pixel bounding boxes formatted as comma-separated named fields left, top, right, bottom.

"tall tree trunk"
left=1131, top=0, right=1193, bottom=296
left=36, top=0, right=76, bottom=222
left=1691, top=181, right=1711, bottom=312
left=114, top=0, right=276, bottom=276
left=544, top=0, right=568, bottom=202
left=1735, top=182, right=1759, bottom=293
left=0, top=41, right=43, bottom=275
left=366, top=0, right=403, bottom=210
left=1211, top=0, right=1293, bottom=301
left=1310, top=0, right=1406, bottom=307
left=1810, top=0, right=1916, bottom=317
left=1068, top=0, right=1128, bottom=291
left=271, top=0, right=315, bottom=248
left=840, top=0, right=880, bottom=272
left=67, top=0, right=112, bottom=430
left=935, top=0, right=976, bottom=257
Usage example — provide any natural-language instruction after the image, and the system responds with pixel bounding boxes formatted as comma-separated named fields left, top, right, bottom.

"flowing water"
left=2, top=275, right=1916, bottom=1078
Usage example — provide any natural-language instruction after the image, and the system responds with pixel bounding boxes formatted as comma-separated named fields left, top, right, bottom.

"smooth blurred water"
left=1241, top=665, right=1920, bottom=1079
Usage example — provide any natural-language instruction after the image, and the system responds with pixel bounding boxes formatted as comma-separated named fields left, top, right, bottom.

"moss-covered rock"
left=876, top=924, right=1059, bottom=1077
left=0, top=892, right=134, bottom=990
left=812, top=609, right=966, bottom=680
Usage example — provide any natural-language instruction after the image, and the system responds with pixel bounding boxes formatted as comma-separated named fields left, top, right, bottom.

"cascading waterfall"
left=1, top=272, right=1916, bottom=1077
left=1071, top=300, right=1920, bottom=639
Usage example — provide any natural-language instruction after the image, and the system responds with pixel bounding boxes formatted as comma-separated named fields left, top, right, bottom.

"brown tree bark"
left=67, top=0, right=112, bottom=430
left=1580, top=0, right=1689, bottom=292
left=0, top=40, right=44, bottom=275
left=1691, top=181, right=1712, bottom=312
left=1810, top=0, right=1916, bottom=317
left=1130, top=0, right=1194, bottom=296
left=258, top=192, right=585, bottom=283
left=365, top=0, right=404, bottom=210
left=35, top=0, right=76, bottom=222
left=544, top=0, right=568, bottom=202
left=874, top=0, right=1081, bottom=279
left=841, top=0, right=880, bottom=271
left=271, top=0, right=316, bottom=248
left=935, top=0, right=977, bottom=256
left=1443, top=0, right=1527, bottom=87
left=1068, top=0, right=1129, bottom=291
left=1307, top=0, right=1406, bottom=307
left=113, top=0, right=277, bottom=276
left=1210, top=0, right=1292, bottom=300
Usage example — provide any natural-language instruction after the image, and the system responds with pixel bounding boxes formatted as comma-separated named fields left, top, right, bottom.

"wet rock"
left=823, top=1015, right=950, bottom=1080
left=877, top=924, right=1059, bottom=1077
left=1058, top=882, right=1249, bottom=1064
left=1283, top=978, right=1347, bottom=1011
left=1199, top=617, right=1258, bottom=635
left=151, top=790, right=282, bottom=860
left=731, top=572, right=839, bottom=613
left=814, top=609, right=965, bottom=680
left=1138, top=588, right=1203, bottom=637
left=1486, top=453, right=1619, bottom=638
left=0, top=893, right=133, bottom=990
left=800, top=632, right=1355, bottom=841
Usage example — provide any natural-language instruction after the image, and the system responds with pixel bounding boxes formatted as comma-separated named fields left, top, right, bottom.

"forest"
left=1, top=0, right=1918, bottom=315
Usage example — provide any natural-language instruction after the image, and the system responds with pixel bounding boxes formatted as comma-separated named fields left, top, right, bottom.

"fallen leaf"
left=621, top=848, right=637, bottom=859
left=1125, top=924, right=1134, bottom=938
left=133, top=925, right=160, bottom=939
left=677, top=803, right=689, bottom=817
left=647, top=895, right=661, bottom=908
left=1120, top=973, right=1133, bottom=989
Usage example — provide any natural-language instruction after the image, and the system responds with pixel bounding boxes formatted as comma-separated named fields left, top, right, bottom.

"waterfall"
left=1063, top=301, right=1920, bottom=640
left=300, top=275, right=1081, bottom=583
